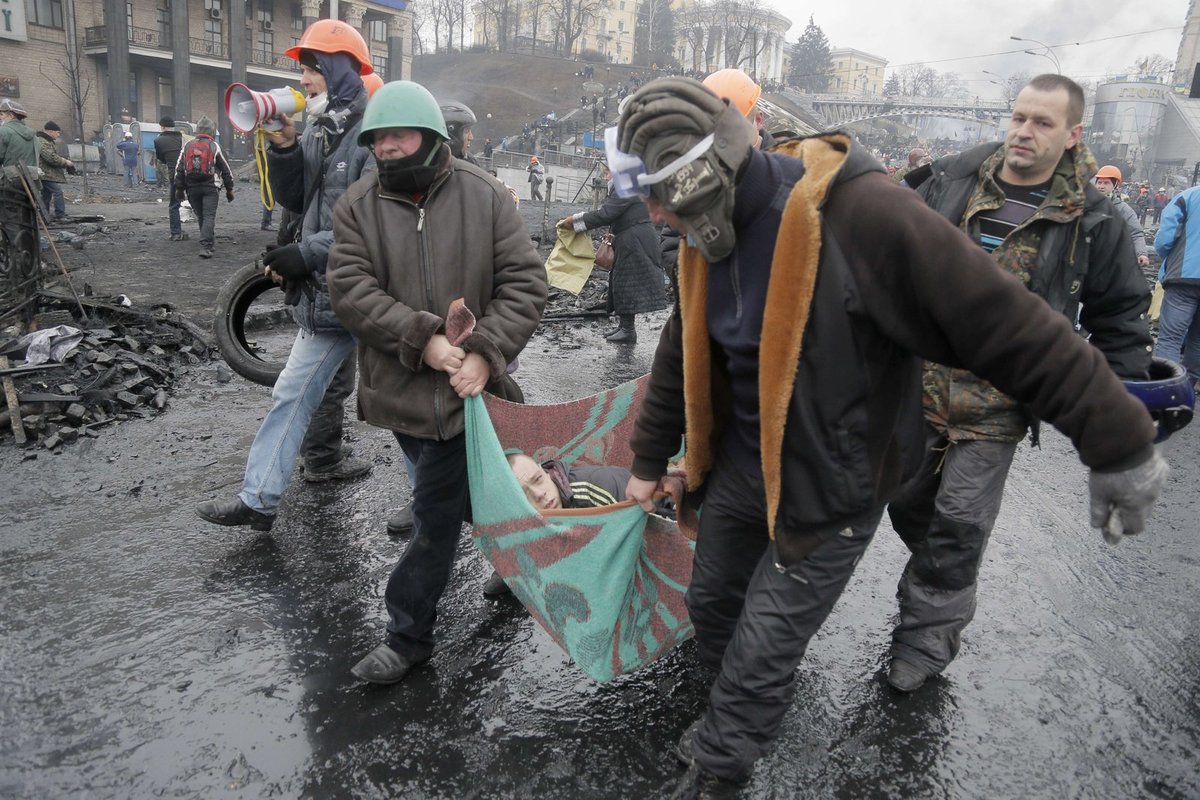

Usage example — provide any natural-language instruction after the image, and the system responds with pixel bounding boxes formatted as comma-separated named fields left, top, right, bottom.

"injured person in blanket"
left=506, top=452, right=675, bottom=517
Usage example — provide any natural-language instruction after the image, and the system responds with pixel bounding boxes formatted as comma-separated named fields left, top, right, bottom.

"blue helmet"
left=1123, top=357, right=1194, bottom=443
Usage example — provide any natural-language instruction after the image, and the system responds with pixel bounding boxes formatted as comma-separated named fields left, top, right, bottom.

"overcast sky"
left=776, top=0, right=1192, bottom=97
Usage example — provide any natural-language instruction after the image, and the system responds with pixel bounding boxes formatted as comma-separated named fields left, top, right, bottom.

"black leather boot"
left=605, top=315, right=636, bottom=343
left=195, top=497, right=275, bottom=531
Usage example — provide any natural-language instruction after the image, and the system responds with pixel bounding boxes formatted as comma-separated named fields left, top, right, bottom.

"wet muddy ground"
left=3, top=174, right=1200, bottom=799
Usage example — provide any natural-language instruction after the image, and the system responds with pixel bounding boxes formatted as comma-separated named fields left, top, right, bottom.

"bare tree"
left=474, top=0, right=521, bottom=51
left=38, top=5, right=93, bottom=196
left=676, top=4, right=719, bottom=73
left=1131, top=54, right=1173, bottom=82
left=411, top=4, right=430, bottom=56
left=707, top=0, right=774, bottom=77
left=544, top=0, right=610, bottom=59
left=429, top=0, right=466, bottom=51
left=634, top=0, right=675, bottom=67
left=524, top=0, right=553, bottom=55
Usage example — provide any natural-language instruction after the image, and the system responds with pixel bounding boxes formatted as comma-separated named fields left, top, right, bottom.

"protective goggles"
left=604, top=126, right=715, bottom=200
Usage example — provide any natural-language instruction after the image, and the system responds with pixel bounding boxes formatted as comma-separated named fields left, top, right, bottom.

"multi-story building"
left=0, top=0, right=412, bottom=156
left=470, top=0, right=789, bottom=78
left=827, top=47, right=885, bottom=96
left=470, top=0, right=638, bottom=65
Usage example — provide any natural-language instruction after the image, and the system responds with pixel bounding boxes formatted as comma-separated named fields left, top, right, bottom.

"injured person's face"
left=508, top=453, right=561, bottom=510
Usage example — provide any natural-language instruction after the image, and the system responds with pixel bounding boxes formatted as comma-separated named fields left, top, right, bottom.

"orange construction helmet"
left=362, top=72, right=384, bottom=97
left=285, top=19, right=374, bottom=75
left=1096, top=165, right=1122, bottom=183
left=702, top=68, right=762, bottom=117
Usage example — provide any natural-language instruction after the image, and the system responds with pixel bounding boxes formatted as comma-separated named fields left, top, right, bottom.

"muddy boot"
left=196, top=497, right=275, bottom=531
left=386, top=503, right=414, bottom=536
left=350, top=643, right=429, bottom=685
left=673, top=718, right=702, bottom=767
left=605, top=315, right=636, bottom=344
left=886, top=657, right=931, bottom=693
left=304, top=454, right=372, bottom=483
left=669, top=763, right=746, bottom=799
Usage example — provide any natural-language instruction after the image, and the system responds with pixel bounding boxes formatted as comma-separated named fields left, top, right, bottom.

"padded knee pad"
left=910, top=513, right=987, bottom=591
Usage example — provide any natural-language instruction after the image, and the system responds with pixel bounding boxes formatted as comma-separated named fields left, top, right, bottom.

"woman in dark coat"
left=558, top=166, right=668, bottom=343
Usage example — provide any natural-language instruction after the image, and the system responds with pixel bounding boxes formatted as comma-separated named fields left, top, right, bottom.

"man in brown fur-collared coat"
left=614, top=78, right=1169, bottom=797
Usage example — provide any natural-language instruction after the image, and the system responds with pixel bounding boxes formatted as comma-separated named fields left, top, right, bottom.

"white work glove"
left=1088, top=450, right=1170, bottom=544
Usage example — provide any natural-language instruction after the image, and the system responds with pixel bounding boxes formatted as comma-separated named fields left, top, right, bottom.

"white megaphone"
left=224, top=83, right=306, bottom=134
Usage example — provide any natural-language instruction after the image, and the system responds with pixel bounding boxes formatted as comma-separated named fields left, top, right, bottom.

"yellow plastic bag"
left=1149, top=281, right=1165, bottom=322
left=544, top=228, right=595, bottom=295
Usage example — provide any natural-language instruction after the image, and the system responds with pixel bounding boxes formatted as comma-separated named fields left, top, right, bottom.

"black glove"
left=261, top=243, right=310, bottom=281
left=225, top=188, right=235, bottom=203
left=282, top=278, right=316, bottom=306
left=175, top=186, right=185, bottom=202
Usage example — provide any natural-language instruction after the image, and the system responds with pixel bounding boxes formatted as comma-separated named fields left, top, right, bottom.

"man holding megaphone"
left=196, top=19, right=376, bottom=532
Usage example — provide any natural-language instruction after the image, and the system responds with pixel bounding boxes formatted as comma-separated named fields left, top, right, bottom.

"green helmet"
left=358, top=80, right=449, bottom=147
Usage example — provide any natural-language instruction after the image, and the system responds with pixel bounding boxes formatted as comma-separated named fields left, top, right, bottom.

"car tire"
left=213, top=261, right=288, bottom=387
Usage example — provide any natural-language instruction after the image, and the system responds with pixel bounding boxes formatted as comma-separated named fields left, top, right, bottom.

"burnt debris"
left=1, top=292, right=213, bottom=450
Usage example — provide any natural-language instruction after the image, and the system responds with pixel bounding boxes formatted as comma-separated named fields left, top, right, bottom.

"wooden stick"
left=0, top=355, right=27, bottom=444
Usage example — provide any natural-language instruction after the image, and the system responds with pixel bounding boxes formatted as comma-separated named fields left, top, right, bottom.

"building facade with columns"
left=827, top=48, right=886, bottom=96
left=0, top=0, right=411, bottom=156
left=672, top=1, right=790, bottom=84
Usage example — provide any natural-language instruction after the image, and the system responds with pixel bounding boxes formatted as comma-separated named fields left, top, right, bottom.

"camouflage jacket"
left=915, top=141, right=1152, bottom=442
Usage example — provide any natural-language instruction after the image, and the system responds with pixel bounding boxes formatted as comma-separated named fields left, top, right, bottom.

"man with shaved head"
left=887, top=74, right=1153, bottom=698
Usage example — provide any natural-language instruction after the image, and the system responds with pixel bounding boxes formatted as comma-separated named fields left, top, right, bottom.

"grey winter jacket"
left=267, top=91, right=375, bottom=333
left=1110, top=196, right=1149, bottom=259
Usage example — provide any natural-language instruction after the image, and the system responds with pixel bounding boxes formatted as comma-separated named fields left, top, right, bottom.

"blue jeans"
left=41, top=180, right=66, bottom=218
left=123, top=162, right=136, bottom=186
left=239, top=329, right=357, bottom=514
left=1154, top=282, right=1200, bottom=382
left=384, top=432, right=470, bottom=660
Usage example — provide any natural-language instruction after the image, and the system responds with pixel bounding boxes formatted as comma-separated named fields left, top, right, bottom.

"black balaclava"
left=377, top=131, right=450, bottom=195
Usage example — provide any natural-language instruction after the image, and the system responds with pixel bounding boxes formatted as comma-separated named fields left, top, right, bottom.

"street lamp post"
left=1010, top=36, right=1061, bottom=73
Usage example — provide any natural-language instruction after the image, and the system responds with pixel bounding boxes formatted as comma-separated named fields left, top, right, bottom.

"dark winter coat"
left=576, top=189, right=668, bottom=315
left=266, top=90, right=374, bottom=334
left=914, top=141, right=1151, bottom=442
left=153, top=130, right=183, bottom=175
left=36, top=131, right=71, bottom=183
left=629, top=134, right=1155, bottom=558
left=327, top=149, right=547, bottom=441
